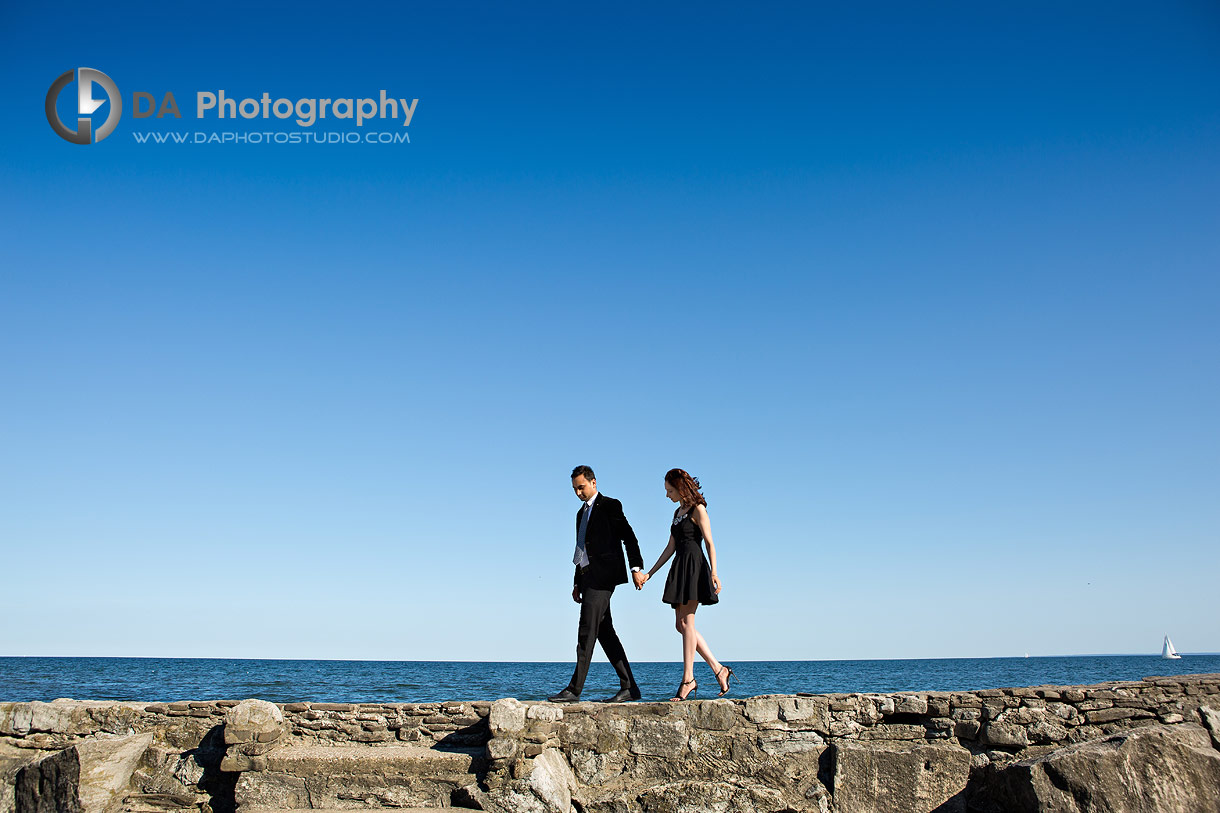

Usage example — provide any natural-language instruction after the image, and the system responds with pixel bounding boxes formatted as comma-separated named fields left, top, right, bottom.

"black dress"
left=661, top=508, right=719, bottom=608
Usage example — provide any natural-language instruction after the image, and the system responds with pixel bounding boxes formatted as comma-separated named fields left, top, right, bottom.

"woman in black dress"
left=640, top=468, right=733, bottom=700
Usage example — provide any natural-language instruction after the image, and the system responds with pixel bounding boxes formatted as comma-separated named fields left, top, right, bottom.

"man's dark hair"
left=571, top=465, right=596, bottom=481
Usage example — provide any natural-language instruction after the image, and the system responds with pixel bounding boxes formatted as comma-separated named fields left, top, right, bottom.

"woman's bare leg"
left=673, top=602, right=700, bottom=697
left=692, top=631, right=727, bottom=691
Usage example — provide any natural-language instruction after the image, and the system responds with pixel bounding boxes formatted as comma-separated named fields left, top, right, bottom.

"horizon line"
left=3, top=653, right=1218, bottom=662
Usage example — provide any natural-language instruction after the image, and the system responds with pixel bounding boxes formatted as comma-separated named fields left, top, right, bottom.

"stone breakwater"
left=1, top=674, right=1219, bottom=813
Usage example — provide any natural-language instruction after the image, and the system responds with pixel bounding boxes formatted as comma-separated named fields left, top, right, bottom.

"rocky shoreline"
left=3, top=673, right=1219, bottom=812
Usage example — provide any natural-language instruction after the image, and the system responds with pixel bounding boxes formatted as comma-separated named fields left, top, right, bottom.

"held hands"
left=632, top=571, right=649, bottom=590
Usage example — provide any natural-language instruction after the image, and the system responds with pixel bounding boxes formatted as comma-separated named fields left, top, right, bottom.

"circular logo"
left=46, top=68, right=122, bottom=144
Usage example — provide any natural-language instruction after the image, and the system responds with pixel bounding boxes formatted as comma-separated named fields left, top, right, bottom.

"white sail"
left=1162, top=635, right=1181, bottom=659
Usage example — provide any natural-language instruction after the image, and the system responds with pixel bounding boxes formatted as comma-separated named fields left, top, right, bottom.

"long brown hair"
left=665, top=468, right=707, bottom=508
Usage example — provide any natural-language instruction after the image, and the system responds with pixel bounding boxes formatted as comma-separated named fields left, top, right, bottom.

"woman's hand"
left=711, top=573, right=722, bottom=594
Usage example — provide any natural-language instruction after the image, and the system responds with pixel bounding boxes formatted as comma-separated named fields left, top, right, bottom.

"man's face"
left=572, top=475, right=597, bottom=501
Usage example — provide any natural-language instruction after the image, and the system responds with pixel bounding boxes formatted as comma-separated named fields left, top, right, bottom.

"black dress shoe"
left=547, top=689, right=581, bottom=703
left=603, top=686, right=642, bottom=703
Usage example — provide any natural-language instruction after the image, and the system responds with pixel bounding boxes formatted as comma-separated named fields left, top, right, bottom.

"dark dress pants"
left=567, top=578, right=637, bottom=695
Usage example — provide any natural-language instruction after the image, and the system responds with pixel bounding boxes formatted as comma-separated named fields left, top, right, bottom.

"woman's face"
left=664, top=480, right=681, bottom=503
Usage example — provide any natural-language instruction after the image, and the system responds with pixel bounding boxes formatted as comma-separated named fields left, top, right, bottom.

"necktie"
left=574, top=503, right=591, bottom=566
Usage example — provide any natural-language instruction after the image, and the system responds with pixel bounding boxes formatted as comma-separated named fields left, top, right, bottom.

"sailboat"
left=1161, top=635, right=1182, bottom=660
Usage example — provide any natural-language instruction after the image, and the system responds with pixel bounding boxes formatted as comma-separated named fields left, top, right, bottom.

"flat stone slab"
left=258, top=743, right=485, bottom=776
left=236, top=746, right=488, bottom=810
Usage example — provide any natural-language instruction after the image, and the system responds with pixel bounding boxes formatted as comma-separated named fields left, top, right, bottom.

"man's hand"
left=572, top=586, right=582, bottom=603
left=632, top=571, right=647, bottom=590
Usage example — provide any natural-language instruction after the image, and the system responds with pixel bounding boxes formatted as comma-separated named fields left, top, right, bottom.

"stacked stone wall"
left=2, top=674, right=1219, bottom=812
left=478, top=673, right=1220, bottom=811
left=0, top=699, right=491, bottom=751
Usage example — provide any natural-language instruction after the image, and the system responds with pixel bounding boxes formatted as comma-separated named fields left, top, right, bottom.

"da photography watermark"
left=45, top=68, right=418, bottom=146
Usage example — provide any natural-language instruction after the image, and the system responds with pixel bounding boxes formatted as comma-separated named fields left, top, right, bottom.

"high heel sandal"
left=670, top=678, right=697, bottom=701
left=715, top=665, right=735, bottom=697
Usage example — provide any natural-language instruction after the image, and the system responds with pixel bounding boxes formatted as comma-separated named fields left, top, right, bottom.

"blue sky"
left=1, top=0, right=1217, bottom=662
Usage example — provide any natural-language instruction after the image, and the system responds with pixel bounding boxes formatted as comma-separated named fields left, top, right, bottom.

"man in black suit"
left=548, top=465, right=646, bottom=703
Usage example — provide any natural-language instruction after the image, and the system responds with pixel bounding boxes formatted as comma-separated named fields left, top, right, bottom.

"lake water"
left=3, top=654, right=1218, bottom=703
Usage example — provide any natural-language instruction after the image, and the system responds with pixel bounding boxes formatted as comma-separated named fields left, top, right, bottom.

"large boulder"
left=832, top=740, right=971, bottom=813
left=526, top=748, right=576, bottom=813
left=0, top=705, right=32, bottom=737
left=488, top=699, right=527, bottom=736
left=26, top=702, right=97, bottom=737
left=1200, top=705, right=1220, bottom=748
left=0, top=701, right=142, bottom=740
left=472, top=748, right=579, bottom=813
left=223, top=699, right=284, bottom=748
left=220, top=699, right=286, bottom=772
left=974, top=723, right=1220, bottom=812
left=1, top=741, right=45, bottom=813
left=14, top=732, right=152, bottom=813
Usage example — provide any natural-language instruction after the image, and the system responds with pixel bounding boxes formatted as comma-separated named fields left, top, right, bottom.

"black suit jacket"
left=574, top=492, right=644, bottom=591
